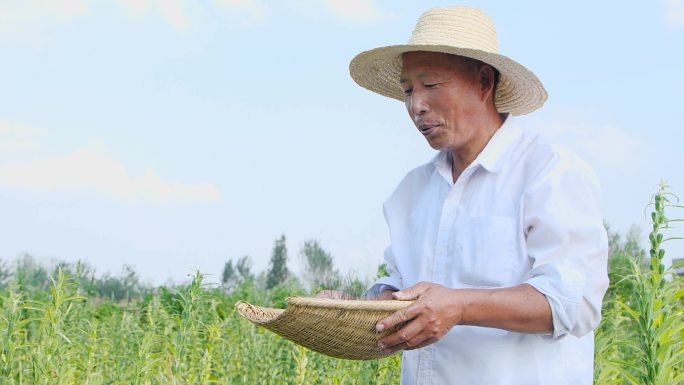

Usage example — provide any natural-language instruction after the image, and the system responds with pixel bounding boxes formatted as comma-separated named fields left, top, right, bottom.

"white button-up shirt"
left=371, top=116, right=609, bottom=385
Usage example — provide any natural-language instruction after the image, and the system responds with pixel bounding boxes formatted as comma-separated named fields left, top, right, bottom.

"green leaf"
left=604, top=360, right=644, bottom=385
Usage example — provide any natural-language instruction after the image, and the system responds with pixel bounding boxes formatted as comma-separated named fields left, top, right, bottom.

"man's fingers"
left=377, top=282, right=431, bottom=330
left=378, top=320, right=442, bottom=353
left=375, top=282, right=454, bottom=352
left=376, top=305, right=416, bottom=332
left=404, top=335, right=439, bottom=351
left=392, top=281, right=429, bottom=301
left=378, top=317, right=425, bottom=352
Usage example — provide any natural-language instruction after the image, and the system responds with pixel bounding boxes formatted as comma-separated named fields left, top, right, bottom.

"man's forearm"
left=460, top=283, right=552, bottom=334
left=376, top=282, right=553, bottom=353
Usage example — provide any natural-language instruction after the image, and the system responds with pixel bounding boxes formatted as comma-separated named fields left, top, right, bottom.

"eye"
left=402, top=88, right=413, bottom=95
left=425, top=83, right=438, bottom=89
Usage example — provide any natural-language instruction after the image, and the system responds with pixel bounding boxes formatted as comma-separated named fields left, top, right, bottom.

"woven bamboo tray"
left=235, top=296, right=413, bottom=360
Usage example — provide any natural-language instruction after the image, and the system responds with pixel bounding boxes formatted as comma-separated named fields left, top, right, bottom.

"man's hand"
left=376, top=282, right=553, bottom=353
left=376, top=282, right=464, bottom=353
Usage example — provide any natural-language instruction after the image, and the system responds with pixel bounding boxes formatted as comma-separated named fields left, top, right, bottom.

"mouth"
left=418, top=123, right=440, bottom=137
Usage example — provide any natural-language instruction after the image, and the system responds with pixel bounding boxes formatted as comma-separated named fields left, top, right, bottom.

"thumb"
left=392, top=282, right=428, bottom=300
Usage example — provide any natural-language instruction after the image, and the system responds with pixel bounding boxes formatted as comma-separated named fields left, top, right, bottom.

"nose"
left=405, top=89, right=429, bottom=118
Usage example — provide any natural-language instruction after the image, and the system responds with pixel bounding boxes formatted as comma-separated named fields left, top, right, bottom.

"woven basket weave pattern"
left=236, top=297, right=413, bottom=360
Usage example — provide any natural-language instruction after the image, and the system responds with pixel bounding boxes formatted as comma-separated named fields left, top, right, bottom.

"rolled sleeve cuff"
left=362, top=279, right=401, bottom=299
left=525, top=276, right=581, bottom=339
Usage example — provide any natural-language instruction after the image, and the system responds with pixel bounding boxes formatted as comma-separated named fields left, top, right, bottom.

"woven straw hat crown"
left=349, top=5, right=547, bottom=115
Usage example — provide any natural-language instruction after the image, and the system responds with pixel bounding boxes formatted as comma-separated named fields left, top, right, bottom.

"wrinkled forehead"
left=400, top=51, right=478, bottom=77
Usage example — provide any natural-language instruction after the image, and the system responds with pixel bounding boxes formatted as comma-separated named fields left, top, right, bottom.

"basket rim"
left=234, top=296, right=414, bottom=360
left=286, top=296, right=413, bottom=311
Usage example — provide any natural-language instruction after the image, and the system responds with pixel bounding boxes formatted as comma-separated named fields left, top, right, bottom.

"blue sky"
left=1, top=0, right=683, bottom=285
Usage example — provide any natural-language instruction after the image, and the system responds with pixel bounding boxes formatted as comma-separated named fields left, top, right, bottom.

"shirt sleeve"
left=522, top=153, right=609, bottom=339
left=364, top=246, right=403, bottom=298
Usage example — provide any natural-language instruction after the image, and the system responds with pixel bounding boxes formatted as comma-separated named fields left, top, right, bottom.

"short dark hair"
left=491, top=66, right=500, bottom=100
left=451, top=55, right=500, bottom=100
left=402, top=52, right=501, bottom=102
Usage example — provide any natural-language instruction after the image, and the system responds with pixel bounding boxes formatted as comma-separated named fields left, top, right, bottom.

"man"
left=345, top=5, right=608, bottom=385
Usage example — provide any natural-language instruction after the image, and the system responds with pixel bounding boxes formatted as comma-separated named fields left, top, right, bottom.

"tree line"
left=221, top=235, right=377, bottom=298
left=0, top=225, right=659, bottom=306
left=0, top=235, right=384, bottom=303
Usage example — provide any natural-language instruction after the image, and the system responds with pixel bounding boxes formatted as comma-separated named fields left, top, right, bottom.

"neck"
left=449, top=111, right=505, bottom=182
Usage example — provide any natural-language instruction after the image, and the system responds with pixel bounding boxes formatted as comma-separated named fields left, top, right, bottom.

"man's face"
left=400, top=52, right=486, bottom=153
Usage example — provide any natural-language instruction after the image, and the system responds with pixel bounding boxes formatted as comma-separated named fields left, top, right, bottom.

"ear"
left=477, top=64, right=496, bottom=102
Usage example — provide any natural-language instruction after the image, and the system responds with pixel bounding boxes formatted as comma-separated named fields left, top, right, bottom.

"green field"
left=0, top=185, right=681, bottom=384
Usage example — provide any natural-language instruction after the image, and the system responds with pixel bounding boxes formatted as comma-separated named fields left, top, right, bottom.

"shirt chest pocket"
left=453, top=216, right=518, bottom=288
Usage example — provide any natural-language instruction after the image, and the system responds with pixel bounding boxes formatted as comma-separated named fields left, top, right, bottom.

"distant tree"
left=51, top=260, right=97, bottom=295
left=14, top=254, right=50, bottom=291
left=0, top=258, right=10, bottom=289
left=604, top=223, right=646, bottom=302
left=254, top=271, right=268, bottom=290
left=96, top=265, right=141, bottom=302
left=236, top=255, right=253, bottom=281
left=300, top=240, right=339, bottom=290
left=606, top=224, right=645, bottom=281
left=221, top=260, right=236, bottom=288
left=221, top=255, right=254, bottom=292
left=607, top=224, right=645, bottom=262
left=74, top=260, right=98, bottom=296
left=121, top=265, right=140, bottom=292
left=339, top=273, right=369, bottom=299
left=266, top=235, right=289, bottom=290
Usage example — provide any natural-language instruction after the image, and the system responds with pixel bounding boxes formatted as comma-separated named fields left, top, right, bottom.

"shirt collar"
left=474, top=114, right=522, bottom=173
left=430, top=114, right=523, bottom=178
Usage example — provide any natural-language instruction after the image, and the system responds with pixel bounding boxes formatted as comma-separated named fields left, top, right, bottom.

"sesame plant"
left=595, top=183, right=684, bottom=385
left=2, top=185, right=682, bottom=384
left=0, top=269, right=401, bottom=384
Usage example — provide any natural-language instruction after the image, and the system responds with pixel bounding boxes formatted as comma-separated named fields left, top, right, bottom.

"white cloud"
left=0, top=121, right=39, bottom=153
left=0, top=121, right=28, bottom=135
left=115, top=0, right=193, bottom=31
left=117, top=0, right=150, bottom=17
left=153, top=0, right=191, bottom=32
left=0, top=148, right=221, bottom=203
left=212, top=0, right=269, bottom=26
left=666, top=0, right=684, bottom=26
left=0, top=0, right=89, bottom=44
left=324, top=0, right=393, bottom=23
left=575, top=125, right=641, bottom=169
left=526, top=118, right=644, bottom=172
left=291, top=0, right=393, bottom=23
left=0, top=0, right=89, bottom=21
left=0, top=0, right=267, bottom=41
left=116, top=0, right=268, bottom=31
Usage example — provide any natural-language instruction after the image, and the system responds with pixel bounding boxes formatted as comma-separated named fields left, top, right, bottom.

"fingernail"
left=376, top=323, right=385, bottom=332
left=378, top=342, right=384, bottom=349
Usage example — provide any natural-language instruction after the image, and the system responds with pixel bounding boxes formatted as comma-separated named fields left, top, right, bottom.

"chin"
left=425, top=139, right=448, bottom=152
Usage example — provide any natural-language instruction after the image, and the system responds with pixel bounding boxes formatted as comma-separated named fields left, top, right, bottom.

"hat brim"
left=235, top=296, right=413, bottom=360
left=349, top=44, right=547, bottom=116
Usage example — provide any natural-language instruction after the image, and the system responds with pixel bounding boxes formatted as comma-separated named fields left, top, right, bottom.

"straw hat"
left=349, top=5, right=547, bottom=115
left=235, top=296, right=413, bottom=360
